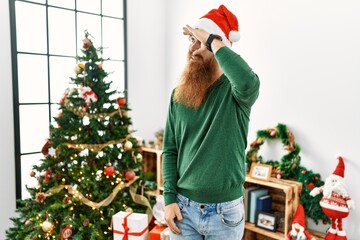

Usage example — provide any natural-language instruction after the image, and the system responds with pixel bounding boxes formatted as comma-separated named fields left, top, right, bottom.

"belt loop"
left=216, top=203, right=221, bottom=214
left=185, top=196, right=190, bottom=206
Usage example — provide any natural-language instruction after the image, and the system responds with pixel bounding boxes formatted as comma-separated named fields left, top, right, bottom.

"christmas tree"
left=6, top=32, right=150, bottom=240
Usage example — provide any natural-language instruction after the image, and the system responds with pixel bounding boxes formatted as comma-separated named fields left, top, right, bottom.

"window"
left=9, top=0, right=127, bottom=200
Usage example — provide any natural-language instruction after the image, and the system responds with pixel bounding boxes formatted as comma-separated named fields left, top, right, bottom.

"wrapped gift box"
left=113, top=211, right=148, bottom=240
left=149, top=225, right=168, bottom=240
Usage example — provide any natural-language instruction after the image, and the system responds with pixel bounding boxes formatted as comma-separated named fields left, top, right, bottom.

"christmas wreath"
left=246, top=123, right=301, bottom=179
left=245, top=123, right=329, bottom=224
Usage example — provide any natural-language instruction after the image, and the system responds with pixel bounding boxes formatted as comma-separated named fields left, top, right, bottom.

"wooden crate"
left=141, top=147, right=163, bottom=196
left=244, top=175, right=302, bottom=240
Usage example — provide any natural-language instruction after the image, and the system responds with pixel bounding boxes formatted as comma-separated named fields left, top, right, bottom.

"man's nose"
left=189, top=41, right=201, bottom=52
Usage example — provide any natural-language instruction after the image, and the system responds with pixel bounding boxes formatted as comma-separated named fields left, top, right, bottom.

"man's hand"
left=182, top=24, right=209, bottom=45
left=183, top=24, right=225, bottom=54
left=164, top=203, right=182, bottom=234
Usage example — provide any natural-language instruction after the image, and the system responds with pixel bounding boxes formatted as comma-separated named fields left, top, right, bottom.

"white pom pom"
left=229, top=30, right=240, bottom=42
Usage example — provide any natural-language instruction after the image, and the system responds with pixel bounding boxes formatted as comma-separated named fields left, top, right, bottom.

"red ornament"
left=61, top=225, right=73, bottom=240
left=306, top=182, right=315, bottom=189
left=83, top=38, right=91, bottom=50
left=125, top=170, right=136, bottom=181
left=323, top=220, right=328, bottom=225
left=117, top=97, right=126, bottom=107
left=315, top=176, right=319, bottom=181
left=104, top=165, right=115, bottom=177
left=301, top=170, right=306, bottom=175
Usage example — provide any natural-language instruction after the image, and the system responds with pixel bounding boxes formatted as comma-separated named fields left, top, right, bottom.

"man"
left=162, top=5, right=260, bottom=239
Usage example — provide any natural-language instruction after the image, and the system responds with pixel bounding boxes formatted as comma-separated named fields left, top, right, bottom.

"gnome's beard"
left=323, top=176, right=347, bottom=197
left=173, top=52, right=217, bottom=108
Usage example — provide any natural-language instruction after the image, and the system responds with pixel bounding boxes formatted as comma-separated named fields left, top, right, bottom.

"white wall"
left=127, top=0, right=168, bottom=142
left=2, top=0, right=359, bottom=239
left=0, top=0, right=16, bottom=239
left=129, top=0, right=360, bottom=238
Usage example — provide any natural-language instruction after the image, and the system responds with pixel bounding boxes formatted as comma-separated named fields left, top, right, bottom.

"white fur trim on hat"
left=194, top=18, right=231, bottom=47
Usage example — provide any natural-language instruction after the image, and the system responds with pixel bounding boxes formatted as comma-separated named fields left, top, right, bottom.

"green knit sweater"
left=162, top=47, right=260, bottom=206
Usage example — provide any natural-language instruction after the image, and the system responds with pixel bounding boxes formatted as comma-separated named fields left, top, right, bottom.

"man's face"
left=172, top=36, right=217, bottom=108
left=188, top=35, right=214, bottom=64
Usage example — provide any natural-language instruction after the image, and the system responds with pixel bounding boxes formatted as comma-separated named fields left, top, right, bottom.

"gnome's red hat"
left=194, top=5, right=240, bottom=47
left=332, top=156, right=345, bottom=178
left=292, top=204, right=306, bottom=228
left=290, top=204, right=313, bottom=239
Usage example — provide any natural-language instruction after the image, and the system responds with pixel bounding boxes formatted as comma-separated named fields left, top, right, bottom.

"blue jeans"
left=170, top=193, right=245, bottom=240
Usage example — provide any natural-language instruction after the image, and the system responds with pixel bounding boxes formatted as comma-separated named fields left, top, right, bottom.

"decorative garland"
left=246, top=123, right=301, bottom=179
left=63, top=99, right=121, bottom=120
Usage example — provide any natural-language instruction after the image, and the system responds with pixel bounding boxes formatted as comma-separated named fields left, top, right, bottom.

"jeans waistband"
left=176, top=193, right=243, bottom=214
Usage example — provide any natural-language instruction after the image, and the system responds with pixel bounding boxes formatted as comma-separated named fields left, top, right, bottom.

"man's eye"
left=188, top=36, right=196, bottom=43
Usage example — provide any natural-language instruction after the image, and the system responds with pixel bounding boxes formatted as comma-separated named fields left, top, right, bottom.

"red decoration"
left=306, top=182, right=315, bottom=189
left=104, top=165, right=115, bottom=177
left=310, top=157, right=354, bottom=239
left=83, top=38, right=91, bottom=50
left=35, top=192, right=46, bottom=204
left=301, top=170, right=307, bottom=175
left=42, top=140, right=51, bottom=156
left=287, top=204, right=313, bottom=240
left=125, top=170, right=135, bottom=181
left=61, top=225, right=73, bottom=240
left=44, top=168, right=53, bottom=183
left=117, top=97, right=126, bottom=107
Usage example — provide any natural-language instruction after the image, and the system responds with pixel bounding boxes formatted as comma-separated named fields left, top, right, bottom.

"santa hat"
left=291, top=204, right=313, bottom=239
left=194, top=5, right=240, bottom=47
left=292, top=204, right=306, bottom=228
left=332, top=156, right=345, bottom=179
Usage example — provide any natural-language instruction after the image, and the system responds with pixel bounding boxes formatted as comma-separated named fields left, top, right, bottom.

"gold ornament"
left=124, top=140, right=133, bottom=151
left=41, top=220, right=53, bottom=232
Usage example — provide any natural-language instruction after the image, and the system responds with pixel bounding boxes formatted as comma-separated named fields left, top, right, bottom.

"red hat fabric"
left=333, top=156, right=345, bottom=178
left=194, top=5, right=240, bottom=47
left=292, top=204, right=306, bottom=228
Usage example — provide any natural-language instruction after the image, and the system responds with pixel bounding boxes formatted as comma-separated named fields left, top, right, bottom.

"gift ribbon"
left=113, top=212, right=148, bottom=240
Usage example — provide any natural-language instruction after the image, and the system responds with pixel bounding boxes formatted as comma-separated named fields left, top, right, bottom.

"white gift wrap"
left=113, top=211, right=149, bottom=240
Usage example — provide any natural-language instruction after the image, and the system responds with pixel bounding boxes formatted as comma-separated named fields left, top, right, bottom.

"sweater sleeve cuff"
left=164, top=193, right=176, bottom=206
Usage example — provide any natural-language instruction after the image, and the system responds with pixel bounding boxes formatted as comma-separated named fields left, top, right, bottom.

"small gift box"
left=160, top=227, right=170, bottom=240
left=113, top=211, right=148, bottom=240
left=149, top=225, right=167, bottom=240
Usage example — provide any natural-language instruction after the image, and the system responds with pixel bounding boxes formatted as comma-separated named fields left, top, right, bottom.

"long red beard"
left=173, top=52, right=217, bottom=108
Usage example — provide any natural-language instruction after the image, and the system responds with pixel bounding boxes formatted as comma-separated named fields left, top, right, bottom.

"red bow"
left=113, top=212, right=148, bottom=240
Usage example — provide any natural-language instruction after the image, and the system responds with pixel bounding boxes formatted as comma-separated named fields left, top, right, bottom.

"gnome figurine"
left=310, top=156, right=355, bottom=240
left=287, top=204, right=314, bottom=240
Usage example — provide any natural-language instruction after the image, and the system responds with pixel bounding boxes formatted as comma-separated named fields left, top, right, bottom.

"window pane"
left=77, top=12, right=101, bottom=55
left=48, top=7, right=76, bottom=56
left=25, top=0, right=45, bottom=3
left=15, top=2, right=47, bottom=53
left=51, top=103, right=61, bottom=128
left=102, top=0, right=123, bottom=18
left=103, top=60, right=125, bottom=92
left=77, top=0, right=100, bottom=14
left=21, top=154, right=42, bottom=199
left=18, top=54, right=48, bottom=103
left=48, top=0, right=74, bottom=9
left=102, top=17, right=124, bottom=60
left=20, top=105, right=50, bottom=153
left=50, top=56, right=76, bottom=103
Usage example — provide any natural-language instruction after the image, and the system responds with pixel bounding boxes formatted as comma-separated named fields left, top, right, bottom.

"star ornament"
left=48, top=147, right=56, bottom=157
